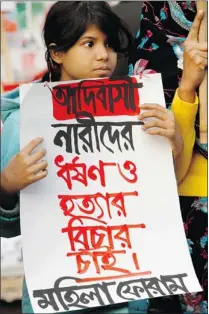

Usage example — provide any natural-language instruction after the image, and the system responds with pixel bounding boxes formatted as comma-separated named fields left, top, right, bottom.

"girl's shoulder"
left=1, top=80, right=42, bottom=123
left=1, top=87, right=20, bottom=123
left=1, top=109, right=20, bottom=171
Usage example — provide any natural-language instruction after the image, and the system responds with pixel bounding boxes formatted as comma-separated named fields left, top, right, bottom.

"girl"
left=0, top=1, right=202, bottom=313
left=129, top=1, right=208, bottom=313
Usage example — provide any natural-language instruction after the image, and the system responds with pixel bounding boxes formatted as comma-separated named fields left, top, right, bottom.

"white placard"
left=20, top=74, right=201, bottom=313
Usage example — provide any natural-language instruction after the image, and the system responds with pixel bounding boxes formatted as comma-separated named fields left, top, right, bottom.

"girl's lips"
left=94, top=66, right=110, bottom=71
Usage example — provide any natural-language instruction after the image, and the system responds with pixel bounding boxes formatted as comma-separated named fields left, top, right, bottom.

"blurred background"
left=1, top=1, right=49, bottom=93
left=1, top=1, right=142, bottom=312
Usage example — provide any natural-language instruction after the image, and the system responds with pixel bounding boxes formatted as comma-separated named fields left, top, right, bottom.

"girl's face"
left=52, top=25, right=117, bottom=81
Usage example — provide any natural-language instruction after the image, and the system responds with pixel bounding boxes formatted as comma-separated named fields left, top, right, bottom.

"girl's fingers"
left=29, top=170, right=48, bottom=183
left=190, top=49, right=208, bottom=60
left=142, top=119, right=168, bottom=130
left=139, top=109, right=168, bottom=121
left=139, top=104, right=167, bottom=113
left=198, top=42, right=208, bottom=52
left=185, top=42, right=208, bottom=52
left=145, top=128, right=173, bottom=137
left=187, top=10, right=204, bottom=41
left=195, top=51, right=208, bottom=59
left=202, top=59, right=208, bottom=68
left=29, top=148, right=47, bottom=164
left=199, top=60, right=208, bottom=70
left=193, top=55, right=208, bottom=69
left=22, top=137, right=44, bottom=155
left=29, top=160, right=48, bottom=174
left=199, top=57, right=208, bottom=66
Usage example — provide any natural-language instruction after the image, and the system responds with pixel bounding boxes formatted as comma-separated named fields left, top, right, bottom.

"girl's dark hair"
left=42, top=1, right=133, bottom=81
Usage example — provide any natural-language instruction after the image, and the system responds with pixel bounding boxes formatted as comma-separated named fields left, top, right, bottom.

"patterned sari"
left=128, top=2, right=208, bottom=313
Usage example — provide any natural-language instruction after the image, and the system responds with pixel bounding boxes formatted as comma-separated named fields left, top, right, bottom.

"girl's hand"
left=180, top=10, right=208, bottom=95
left=1, top=137, right=48, bottom=194
left=138, top=104, right=184, bottom=159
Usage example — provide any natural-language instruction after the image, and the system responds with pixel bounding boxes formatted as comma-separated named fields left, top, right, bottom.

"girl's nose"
left=96, top=45, right=109, bottom=61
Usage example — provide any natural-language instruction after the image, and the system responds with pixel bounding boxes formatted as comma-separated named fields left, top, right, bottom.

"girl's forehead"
left=80, top=24, right=108, bottom=40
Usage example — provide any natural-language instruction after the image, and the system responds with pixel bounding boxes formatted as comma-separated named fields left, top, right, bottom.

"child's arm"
left=171, top=90, right=198, bottom=183
left=1, top=114, right=48, bottom=238
left=139, top=10, right=207, bottom=184
left=171, top=10, right=207, bottom=183
left=1, top=137, right=48, bottom=194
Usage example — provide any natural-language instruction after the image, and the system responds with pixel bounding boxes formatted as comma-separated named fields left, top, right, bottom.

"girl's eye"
left=84, top=41, right=94, bottom=48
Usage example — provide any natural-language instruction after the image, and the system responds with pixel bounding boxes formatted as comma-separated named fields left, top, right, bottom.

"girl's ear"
left=49, top=43, right=64, bottom=65
left=50, top=50, right=64, bottom=65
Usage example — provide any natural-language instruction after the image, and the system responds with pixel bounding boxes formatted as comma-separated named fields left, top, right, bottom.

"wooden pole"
left=196, top=0, right=208, bottom=144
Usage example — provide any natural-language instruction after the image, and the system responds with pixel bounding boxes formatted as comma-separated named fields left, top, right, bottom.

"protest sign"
left=20, top=74, right=201, bottom=313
